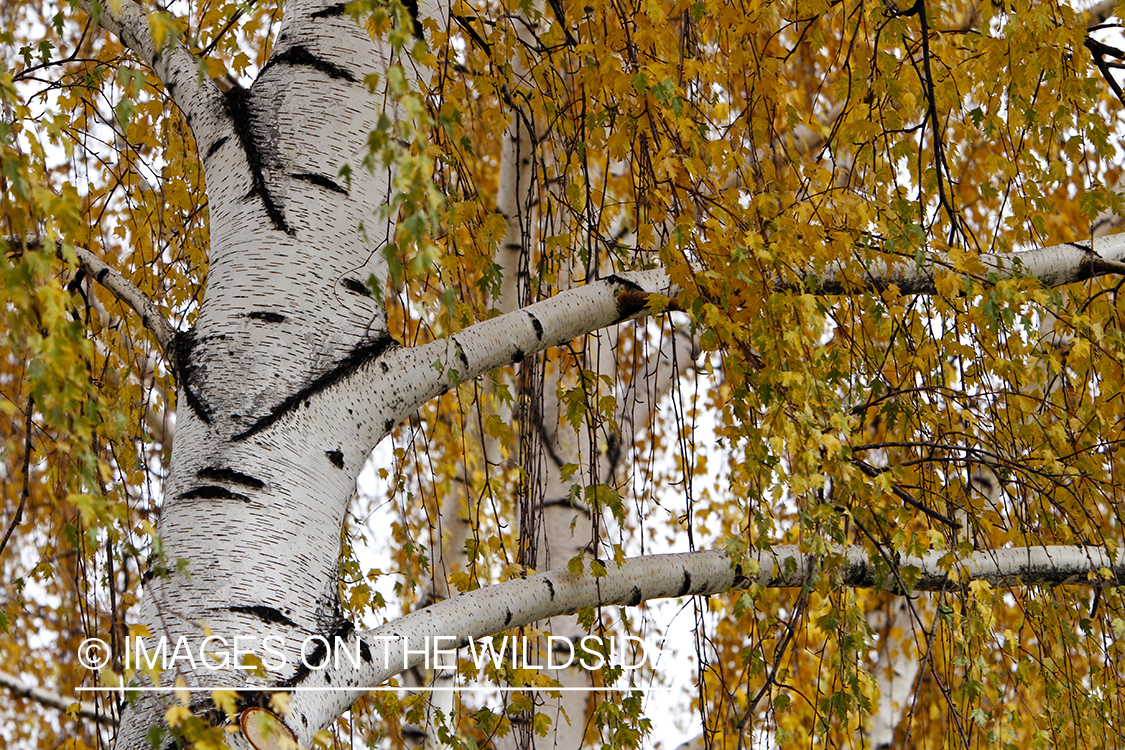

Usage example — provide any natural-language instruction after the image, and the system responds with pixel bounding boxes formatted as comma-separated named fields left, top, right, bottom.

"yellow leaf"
left=165, top=704, right=192, bottom=727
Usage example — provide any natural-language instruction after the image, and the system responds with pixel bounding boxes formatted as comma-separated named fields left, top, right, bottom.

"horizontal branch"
left=371, top=231, right=1125, bottom=445
left=282, top=544, right=1125, bottom=743
left=814, top=232, right=1125, bottom=294
left=0, top=669, right=115, bottom=726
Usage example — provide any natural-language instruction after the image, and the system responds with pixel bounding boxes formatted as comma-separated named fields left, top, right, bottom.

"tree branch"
left=11, top=236, right=176, bottom=354
left=75, top=0, right=228, bottom=148
left=69, top=244, right=176, bottom=354
left=0, top=669, right=116, bottom=726
left=372, top=230, right=1125, bottom=446
left=279, top=544, right=1125, bottom=742
left=383, top=269, right=673, bottom=425
left=809, top=232, right=1125, bottom=294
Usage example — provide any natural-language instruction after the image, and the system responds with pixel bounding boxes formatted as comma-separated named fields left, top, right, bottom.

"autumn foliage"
left=4, top=0, right=1125, bottom=748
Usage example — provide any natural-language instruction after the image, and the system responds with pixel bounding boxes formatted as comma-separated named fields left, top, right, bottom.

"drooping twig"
left=74, top=0, right=227, bottom=148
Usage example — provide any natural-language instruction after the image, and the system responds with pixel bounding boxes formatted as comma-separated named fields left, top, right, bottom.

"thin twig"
left=853, top=459, right=960, bottom=529
left=0, top=396, right=33, bottom=562
left=198, top=9, right=244, bottom=58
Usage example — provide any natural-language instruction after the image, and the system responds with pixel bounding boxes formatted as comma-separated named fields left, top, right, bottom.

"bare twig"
left=0, top=396, right=33, bottom=562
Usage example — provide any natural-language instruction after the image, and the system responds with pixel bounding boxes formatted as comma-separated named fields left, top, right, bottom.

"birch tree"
left=6, top=0, right=1125, bottom=749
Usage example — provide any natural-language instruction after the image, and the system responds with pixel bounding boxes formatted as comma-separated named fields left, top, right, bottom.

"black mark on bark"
left=606, top=274, right=649, bottom=323
left=512, top=347, right=525, bottom=363
left=205, top=135, right=229, bottom=160
left=545, top=578, right=555, bottom=600
left=732, top=564, right=749, bottom=589
left=403, top=0, right=424, bottom=37
left=384, top=419, right=394, bottom=432
left=843, top=563, right=875, bottom=588
left=222, top=86, right=294, bottom=235
left=451, top=336, right=469, bottom=368
left=178, top=486, right=250, bottom=502
left=230, top=605, right=299, bottom=628
left=293, top=172, right=349, bottom=195
left=198, top=467, right=266, bottom=490
left=525, top=311, right=544, bottom=340
left=326, top=449, right=344, bottom=469
left=678, top=571, right=692, bottom=597
left=260, top=46, right=357, bottom=83
left=283, top=638, right=328, bottom=688
left=342, top=278, right=372, bottom=296
left=234, top=334, right=397, bottom=440
left=605, top=432, right=621, bottom=470
left=504, top=608, right=513, bottom=626
left=174, top=329, right=213, bottom=424
left=311, top=3, right=347, bottom=17
left=248, top=310, right=286, bottom=323
left=233, top=691, right=274, bottom=715
left=626, top=586, right=642, bottom=606
left=279, top=619, right=355, bottom=686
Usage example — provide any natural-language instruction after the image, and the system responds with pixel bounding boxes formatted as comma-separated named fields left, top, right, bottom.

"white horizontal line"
left=75, top=685, right=675, bottom=693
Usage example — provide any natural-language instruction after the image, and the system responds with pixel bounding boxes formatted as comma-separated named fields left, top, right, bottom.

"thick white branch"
left=378, top=231, right=1125, bottom=434
left=380, top=269, right=672, bottom=427
left=279, top=544, right=1125, bottom=742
